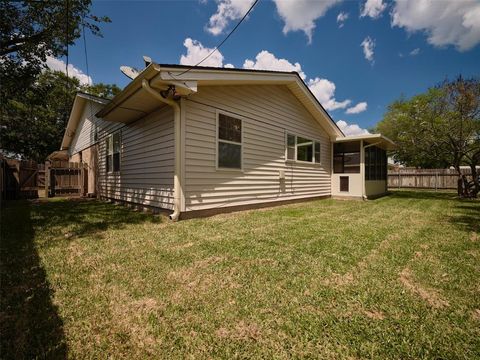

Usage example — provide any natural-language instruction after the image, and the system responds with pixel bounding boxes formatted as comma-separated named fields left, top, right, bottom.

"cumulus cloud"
left=180, top=38, right=225, bottom=67
left=336, top=120, right=370, bottom=136
left=206, top=0, right=255, bottom=35
left=272, top=0, right=341, bottom=43
left=337, top=12, right=349, bottom=28
left=361, top=36, right=375, bottom=64
left=243, top=50, right=306, bottom=79
left=224, top=63, right=235, bottom=68
left=360, top=0, right=387, bottom=19
left=46, top=56, right=92, bottom=85
left=391, top=0, right=480, bottom=51
left=346, top=102, right=368, bottom=114
left=307, top=78, right=351, bottom=111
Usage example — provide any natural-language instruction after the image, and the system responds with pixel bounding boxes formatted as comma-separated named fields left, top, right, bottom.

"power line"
left=170, top=0, right=259, bottom=78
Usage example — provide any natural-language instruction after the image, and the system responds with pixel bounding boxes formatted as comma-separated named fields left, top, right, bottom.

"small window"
left=340, top=176, right=349, bottom=192
left=106, top=132, right=121, bottom=173
left=285, top=133, right=321, bottom=164
left=218, top=113, right=242, bottom=169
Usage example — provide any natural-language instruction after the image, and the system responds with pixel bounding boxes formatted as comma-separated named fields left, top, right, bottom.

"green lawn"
left=1, top=191, right=479, bottom=359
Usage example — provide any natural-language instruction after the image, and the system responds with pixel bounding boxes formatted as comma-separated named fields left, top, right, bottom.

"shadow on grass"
left=389, top=189, right=479, bottom=233
left=30, top=198, right=165, bottom=242
left=0, top=199, right=163, bottom=359
left=0, top=201, right=67, bottom=359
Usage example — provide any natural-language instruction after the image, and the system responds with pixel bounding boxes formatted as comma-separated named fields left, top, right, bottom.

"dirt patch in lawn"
left=399, top=267, right=449, bottom=309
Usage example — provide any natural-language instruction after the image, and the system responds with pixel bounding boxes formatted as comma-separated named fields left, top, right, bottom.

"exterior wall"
left=331, top=173, right=363, bottom=198
left=69, top=101, right=110, bottom=156
left=365, top=180, right=387, bottom=197
left=182, top=84, right=332, bottom=211
left=97, top=105, right=175, bottom=210
left=331, top=140, right=364, bottom=199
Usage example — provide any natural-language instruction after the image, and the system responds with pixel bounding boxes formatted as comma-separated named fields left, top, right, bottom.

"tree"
left=86, top=83, right=121, bottom=99
left=0, top=69, right=119, bottom=162
left=377, top=77, right=480, bottom=197
left=0, top=0, right=110, bottom=109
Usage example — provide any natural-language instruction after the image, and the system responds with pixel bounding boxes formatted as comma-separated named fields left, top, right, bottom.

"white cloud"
left=179, top=38, right=224, bottom=67
left=272, top=0, right=342, bottom=43
left=336, top=120, right=370, bottom=136
left=307, top=78, right=351, bottom=111
left=46, top=56, right=92, bottom=85
left=224, top=63, right=235, bottom=68
left=346, top=102, right=368, bottom=114
left=361, top=0, right=386, bottom=19
left=243, top=50, right=306, bottom=79
left=206, top=0, right=255, bottom=35
left=391, top=0, right=480, bottom=51
left=361, top=36, right=375, bottom=64
left=409, top=48, right=420, bottom=56
left=337, top=12, right=349, bottom=28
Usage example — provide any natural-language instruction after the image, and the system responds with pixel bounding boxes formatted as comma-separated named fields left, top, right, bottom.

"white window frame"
left=285, top=132, right=321, bottom=165
left=215, top=110, right=244, bottom=172
left=106, top=131, right=121, bottom=173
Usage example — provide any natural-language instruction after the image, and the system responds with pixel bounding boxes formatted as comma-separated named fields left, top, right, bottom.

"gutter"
left=142, top=79, right=183, bottom=221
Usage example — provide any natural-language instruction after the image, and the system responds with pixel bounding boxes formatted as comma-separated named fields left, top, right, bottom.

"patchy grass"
left=1, top=190, right=479, bottom=359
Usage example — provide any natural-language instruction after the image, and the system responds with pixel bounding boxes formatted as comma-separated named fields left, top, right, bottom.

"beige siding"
left=97, top=105, right=175, bottom=210
left=69, top=101, right=121, bottom=156
left=183, top=85, right=332, bottom=211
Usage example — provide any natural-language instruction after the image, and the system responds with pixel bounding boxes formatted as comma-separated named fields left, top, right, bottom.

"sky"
left=54, top=0, right=480, bottom=135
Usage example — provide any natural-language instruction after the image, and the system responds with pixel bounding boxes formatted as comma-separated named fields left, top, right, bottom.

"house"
left=60, top=64, right=395, bottom=220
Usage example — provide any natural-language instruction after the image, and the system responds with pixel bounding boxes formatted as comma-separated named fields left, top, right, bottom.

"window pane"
left=333, top=155, right=343, bottom=173
left=344, top=152, right=360, bottom=166
left=344, top=165, right=360, bottom=173
left=219, top=114, right=241, bottom=143
left=106, top=136, right=112, bottom=155
left=218, top=142, right=241, bottom=169
left=297, top=143, right=313, bottom=162
left=287, top=134, right=295, bottom=146
left=365, top=148, right=370, bottom=180
left=113, top=132, right=121, bottom=153
left=113, top=152, right=120, bottom=172
left=107, top=154, right=113, bottom=173
left=314, top=142, right=321, bottom=163
left=287, top=147, right=295, bottom=160
left=287, top=134, right=295, bottom=160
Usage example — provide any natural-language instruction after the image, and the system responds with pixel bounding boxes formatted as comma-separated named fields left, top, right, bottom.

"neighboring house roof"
left=96, top=63, right=345, bottom=139
left=61, top=92, right=110, bottom=151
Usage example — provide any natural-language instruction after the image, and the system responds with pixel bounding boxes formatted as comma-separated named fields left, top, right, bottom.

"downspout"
left=362, top=141, right=382, bottom=200
left=142, top=79, right=182, bottom=221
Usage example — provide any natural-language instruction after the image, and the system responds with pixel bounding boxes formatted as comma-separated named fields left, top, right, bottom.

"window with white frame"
left=217, top=113, right=242, bottom=169
left=106, top=131, right=121, bottom=173
left=286, top=133, right=321, bottom=164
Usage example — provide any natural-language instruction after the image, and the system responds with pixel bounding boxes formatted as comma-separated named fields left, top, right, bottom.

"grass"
left=1, top=190, right=479, bottom=359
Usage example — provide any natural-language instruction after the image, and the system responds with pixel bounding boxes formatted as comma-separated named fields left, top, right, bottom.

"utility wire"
left=170, top=0, right=259, bottom=78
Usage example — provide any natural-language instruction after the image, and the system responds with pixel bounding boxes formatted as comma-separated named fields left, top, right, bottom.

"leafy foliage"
left=376, top=77, right=480, bottom=194
left=0, top=70, right=119, bottom=162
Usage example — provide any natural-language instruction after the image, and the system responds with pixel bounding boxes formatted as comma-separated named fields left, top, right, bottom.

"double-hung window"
left=286, top=133, right=321, bottom=164
left=106, top=132, right=121, bottom=173
left=217, top=113, right=242, bottom=170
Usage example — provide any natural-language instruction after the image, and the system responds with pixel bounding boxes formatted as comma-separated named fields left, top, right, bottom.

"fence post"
left=398, top=172, right=400, bottom=189
left=435, top=172, right=438, bottom=192
left=44, top=161, right=50, bottom=198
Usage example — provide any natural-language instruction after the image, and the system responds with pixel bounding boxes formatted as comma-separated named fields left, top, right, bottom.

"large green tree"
left=0, top=70, right=119, bottom=162
left=377, top=77, right=480, bottom=196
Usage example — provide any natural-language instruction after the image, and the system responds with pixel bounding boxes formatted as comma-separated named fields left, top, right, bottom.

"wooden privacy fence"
left=1, top=158, right=87, bottom=200
left=48, top=161, right=87, bottom=197
left=388, top=168, right=474, bottom=190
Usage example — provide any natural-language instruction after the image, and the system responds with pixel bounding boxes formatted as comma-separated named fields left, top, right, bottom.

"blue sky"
left=58, top=0, right=480, bottom=134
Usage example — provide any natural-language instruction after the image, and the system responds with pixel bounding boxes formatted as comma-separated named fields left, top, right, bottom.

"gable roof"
left=96, top=63, right=345, bottom=138
left=60, top=92, right=109, bottom=150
